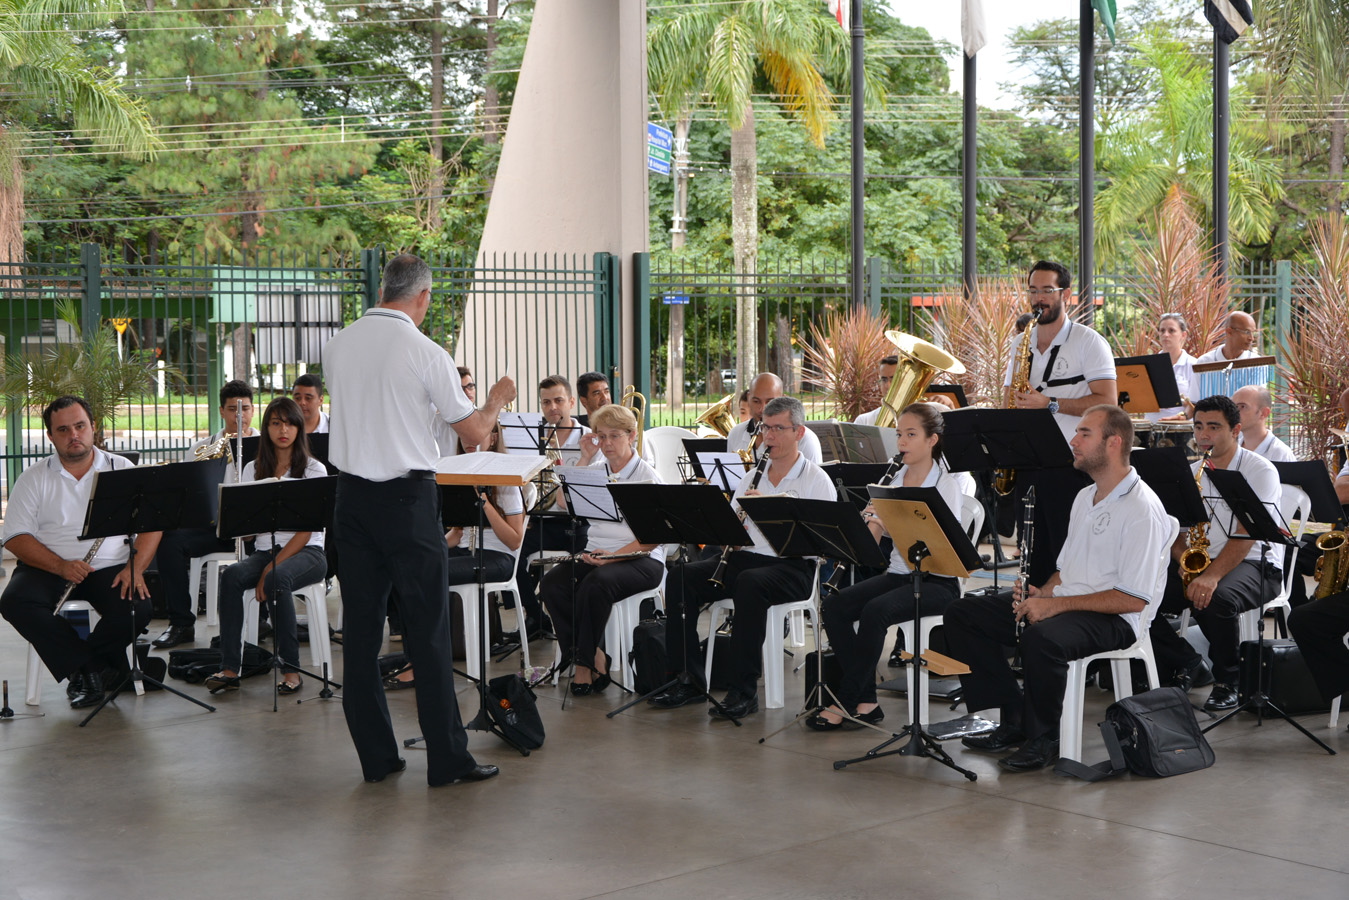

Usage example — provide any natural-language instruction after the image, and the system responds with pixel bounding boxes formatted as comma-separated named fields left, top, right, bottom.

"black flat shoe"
left=277, top=678, right=303, bottom=695
left=806, top=712, right=846, bottom=731
left=854, top=706, right=884, bottom=725
left=962, top=722, right=1026, bottom=752
left=383, top=674, right=415, bottom=691
left=364, top=758, right=407, bottom=783
left=205, top=672, right=241, bottom=693
left=570, top=682, right=595, bottom=696
left=998, top=736, right=1059, bottom=772
left=433, top=764, right=500, bottom=786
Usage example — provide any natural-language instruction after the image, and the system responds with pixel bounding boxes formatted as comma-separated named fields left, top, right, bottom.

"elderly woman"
left=540, top=404, right=664, bottom=695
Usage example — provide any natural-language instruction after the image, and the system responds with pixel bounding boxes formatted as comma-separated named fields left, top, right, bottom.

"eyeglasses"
left=1025, top=287, right=1065, bottom=297
left=462, top=382, right=476, bottom=391
left=760, top=424, right=797, bottom=434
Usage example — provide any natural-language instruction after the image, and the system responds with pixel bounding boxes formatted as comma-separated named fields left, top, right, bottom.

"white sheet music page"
left=436, top=452, right=549, bottom=486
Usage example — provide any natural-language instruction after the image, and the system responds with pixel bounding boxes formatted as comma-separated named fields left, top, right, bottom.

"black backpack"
left=1056, top=687, right=1216, bottom=781
left=629, top=602, right=668, bottom=695
left=483, top=673, right=545, bottom=751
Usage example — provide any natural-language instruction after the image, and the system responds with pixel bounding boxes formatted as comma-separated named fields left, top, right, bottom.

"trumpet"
left=57, top=538, right=107, bottom=605
left=709, top=454, right=770, bottom=589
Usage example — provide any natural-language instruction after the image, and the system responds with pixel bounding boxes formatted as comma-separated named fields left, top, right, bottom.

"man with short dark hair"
left=1148, top=394, right=1282, bottom=711
left=291, top=374, right=328, bottom=434
left=575, top=371, right=611, bottom=428
left=853, top=356, right=899, bottom=426
left=1, top=397, right=161, bottom=708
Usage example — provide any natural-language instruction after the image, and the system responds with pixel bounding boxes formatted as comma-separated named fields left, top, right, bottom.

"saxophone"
left=995, top=310, right=1041, bottom=496
left=1313, top=529, right=1349, bottom=599
left=1179, top=450, right=1214, bottom=587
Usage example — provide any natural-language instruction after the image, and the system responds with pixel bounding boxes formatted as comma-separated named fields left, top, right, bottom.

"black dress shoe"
left=433, top=764, right=500, bottom=786
left=1204, top=682, right=1239, bottom=711
left=648, top=683, right=702, bottom=709
left=962, top=722, right=1027, bottom=753
left=888, top=647, right=906, bottom=668
left=68, top=672, right=105, bottom=709
left=709, top=691, right=758, bottom=719
left=65, top=673, right=85, bottom=700
left=364, top=758, right=408, bottom=783
left=151, top=625, right=195, bottom=649
left=1169, top=656, right=1215, bottom=693
left=998, top=735, right=1060, bottom=772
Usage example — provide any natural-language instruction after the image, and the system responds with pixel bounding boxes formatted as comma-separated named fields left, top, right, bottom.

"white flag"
left=827, top=0, right=849, bottom=31
left=962, top=0, right=987, bottom=58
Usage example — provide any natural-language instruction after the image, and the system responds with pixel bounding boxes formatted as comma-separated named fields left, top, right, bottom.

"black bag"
left=698, top=633, right=734, bottom=691
left=483, top=674, right=545, bottom=751
left=1056, top=687, right=1215, bottom=781
left=803, top=649, right=843, bottom=701
left=166, top=643, right=274, bottom=684
left=1238, top=639, right=1327, bottom=714
left=630, top=609, right=668, bottom=695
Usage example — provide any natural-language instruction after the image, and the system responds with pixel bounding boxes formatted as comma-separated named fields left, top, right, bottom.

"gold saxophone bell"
left=995, top=310, right=1041, bottom=496
left=874, top=331, right=966, bottom=430
left=1180, top=451, right=1213, bottom=587
left=1313, top=529, right=1349, bottom=599
left=695, top=392, right=739, bottom=438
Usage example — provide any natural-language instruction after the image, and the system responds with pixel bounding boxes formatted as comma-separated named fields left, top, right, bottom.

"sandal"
left=277, top=678, right=303, bottom=695
left=205, top=672, right=240, bottom=693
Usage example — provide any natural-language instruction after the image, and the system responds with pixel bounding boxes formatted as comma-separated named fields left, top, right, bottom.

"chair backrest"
left=958, top=493, right=984, bottom=544
left=1278, top=484, right=1311, bottom=540
left=643, top=425, right=694, bottom=485
left=1138, top=515, right=1182, bottom=633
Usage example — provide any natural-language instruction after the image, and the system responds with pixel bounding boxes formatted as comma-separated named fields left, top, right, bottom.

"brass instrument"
left=1179, top=450, right=1214, bottom=587
left=709, top=454, right=770, bottom=589
left=1313, top=529, right=1349, bottom=599
left=529, top=550, right=651, bottom=569
left=874, top=331, right=966, bottom=430
left=620, top=382, right=647, bottom=459
left=57, top=537, right=107, bottom=605
left=995, top=310, right=1041, bottom=496
left=192, top=432, right=235, bottom=463
left=737, top=420, right=762, bottom=467
left=533, top=421, right=564, bottom=513
left=695, top=393, right=739, bottom=437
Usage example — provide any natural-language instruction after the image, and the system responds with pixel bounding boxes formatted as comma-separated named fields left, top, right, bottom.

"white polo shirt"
left=1240, top=430, right=1295, bottom=463
left=1004, top=319, right=1116, bottom=443
left=1196, top=346, right=1258, bottom=365
left=185, top=428, right=259, bottom=484
left=2, top=448, right=135, bottom=569
left=1146, top=350, right=1200, bottom=422
left=324, top=307, right=475, bottom=481
left=1055, top=469, right=1171, bottom=636
left=240, top=457, right=330, bottom=552
left=309, top=410, right=330, bottom=434
left=733, top=452, right=836, bottom=557
left=884, top=463, right=964, bottom=576
left=454, top=484, right=525, bottom=558
left=582, top=453, right=665, bottom=564
left=853, top=407, right=882, bottom=427
left=1194, top=447, right=1282, bottom=570
left=728, top=419, right=824, bottom=465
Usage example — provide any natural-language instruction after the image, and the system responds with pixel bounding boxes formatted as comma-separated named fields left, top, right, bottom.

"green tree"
left=0, top=0, right=159, bottom=257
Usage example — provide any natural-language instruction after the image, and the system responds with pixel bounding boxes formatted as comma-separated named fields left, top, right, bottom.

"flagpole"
left=962, top=51, right=976, bottom=305
left=1213, top=32, right=1230, bottom=281
left=1080, top=0, right=1095, bottom=324
left=849, top=0, right=864, bottom=309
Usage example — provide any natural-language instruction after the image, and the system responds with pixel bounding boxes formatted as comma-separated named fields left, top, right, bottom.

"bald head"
left=1223, top=311, right=1257, bottom=356
left=747, top=373, right=784, bottom=422
left=1232, top=385, right=1272, bottom=433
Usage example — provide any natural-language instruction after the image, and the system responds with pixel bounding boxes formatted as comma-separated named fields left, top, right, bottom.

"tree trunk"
left=0, top=125, right=25, bottom=267
left=428, top=0, right=445, bottom=230
left=482, top=0, right=500, bottom=198
left=773, top=313, right=793, bottom=393
left=1330, top=96, right=1345, bottom=213
left=667, top=114, right=691, bottom=410
left=730, top=107, right=759, bottom=386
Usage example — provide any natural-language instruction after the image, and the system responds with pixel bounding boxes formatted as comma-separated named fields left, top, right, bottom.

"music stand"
left=1131, top=447, right=1209, bottom=528
left=833, top=485, right=982, bottom=780
left=837, top=424, right=888, bottom=464
left=1273, top=461, right=1344, bottom=526
left=735, top=496, right=890, bottom=740
left=1199, top=468, right=1335, bottom=754
left=603, top=483, right=752, bottom=722
left=1115, top=353, right=1182, bottom=415
left=825, top=462, right=894, bottom=512
left=74, top=461, right=222, bottom=725
left=217, top=476, right=339, bottom=711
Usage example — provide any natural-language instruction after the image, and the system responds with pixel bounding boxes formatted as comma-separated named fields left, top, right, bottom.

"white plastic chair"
left=243, top=580, right=333, bottom=677
left=452, top=542, right=528, bottom=679
left=1236, top=485, right=1308, bottom=643
left=188, top=551, right=237, bottom=627
left=1058, top=515, right=1180, bottom=764
left=1330, top=632, right=1349, bottom=728
left=643, top=425, right=694, bottom=486
left=552, top=583, right=665, bottom=690
left=704, top=561, right=822, bottom=709
left=25, top=600, right=101, bottom=706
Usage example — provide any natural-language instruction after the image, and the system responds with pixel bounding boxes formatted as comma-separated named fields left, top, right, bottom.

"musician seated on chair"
left=1148, top=394, right=1282, bottom=712
left=387, top=420, right=526, bottom=691
left=811, top=402, right=962, bottom=731
left=1233, top=385, right=1295, bottom=462
left=291, top=373, right=329, bottom=434
left=151, top=379, right=258, bottom=650
left=649, top=396, right=835, bottom=717
left=946, top=405, right=1171, bottom=771
left=0, top=396, right=161, bottom=709
left=727, top=373, right=823, bottom=465
left=1195, top=310, right=1259, bottom=365
left=538, top=404, right=664, bottom=695
left=1148, top=312, right=1200, bottom=422
left=205, top=398, right=328, bottom=695
left=852, top=356, right=898, bottom=426
left=575, top=371, right=611, bottom=429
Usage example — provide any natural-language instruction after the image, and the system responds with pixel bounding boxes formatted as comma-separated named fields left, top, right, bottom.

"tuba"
left=874, top=331, right=966, bottom=430
left=995, top=310, right=1041, bottom=496
left=695, top=392, right=739, bottom=438
left=1179, top=451, right=1214, bottom=587
left=1313, top=529, right=1349, bottom=599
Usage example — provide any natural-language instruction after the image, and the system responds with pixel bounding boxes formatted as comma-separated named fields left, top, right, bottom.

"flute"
left=57, top=537, right=105, bottom=605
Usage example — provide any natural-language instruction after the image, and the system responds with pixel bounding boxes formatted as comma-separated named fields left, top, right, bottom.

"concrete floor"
left=2, top=570, right=1348, bottom=900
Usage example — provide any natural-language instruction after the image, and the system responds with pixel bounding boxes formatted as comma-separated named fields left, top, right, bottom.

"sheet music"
left=436, top=452, right=550, bottom=485
left=556, top=465, right=621, bottom=521
left=498, top=411, right=548, bottom=454
left=696, top=452, right=747, bottom=492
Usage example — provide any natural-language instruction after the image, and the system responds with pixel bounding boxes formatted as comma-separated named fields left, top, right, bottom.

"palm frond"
left=800, top=305, right=893, bottom=421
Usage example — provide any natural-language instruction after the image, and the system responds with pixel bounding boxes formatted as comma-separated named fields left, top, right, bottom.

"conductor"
left=325, top=254, right=516, bottom=787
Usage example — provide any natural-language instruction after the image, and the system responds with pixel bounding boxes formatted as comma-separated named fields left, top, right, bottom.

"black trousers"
left=446, top=546, right=515, bottom=586
left=943, top=590, right=1135, bottom=741
left=1148, top=558, right=1277, bottom=685
left=153, top=526, right=235, bottom=627
left=1288, top=591, right=1349, bottom=703
left=334, top=473, right=477, bottom=785
left=1020, top=467, right=1091, bottom=589
left=513, top=515, right=588, bottom=622
left=541, top=556, right=663, bottom=669
left=664, top=552, right=814, bottom=696
left=821, top=572, right=960, bottom=710
left=0, top=562, right=150, bottom=681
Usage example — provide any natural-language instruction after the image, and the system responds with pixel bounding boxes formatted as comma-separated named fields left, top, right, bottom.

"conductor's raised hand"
left=487, top=375, right=516, bottom=410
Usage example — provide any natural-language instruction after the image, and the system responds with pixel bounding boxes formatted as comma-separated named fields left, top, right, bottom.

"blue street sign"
left=662, top=293, right=689, bottom=305
left=647, top=121, right=673, bottom=151
left=648, top=153, right=671, bottom=176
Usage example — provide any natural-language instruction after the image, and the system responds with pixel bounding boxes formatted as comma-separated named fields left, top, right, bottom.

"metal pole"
left=1214, top=35, right=1230, bottom=281
left=962, top=52, right=977, bottom=303
left=849, top=0, right=864, bottom=309
left=1079, top=0, right=1095, bottom=324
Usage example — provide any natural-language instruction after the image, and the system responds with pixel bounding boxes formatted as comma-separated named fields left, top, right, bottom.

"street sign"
left=662, top=294, right=689, bottom=305
left=648, top=121, right=674, bottom=176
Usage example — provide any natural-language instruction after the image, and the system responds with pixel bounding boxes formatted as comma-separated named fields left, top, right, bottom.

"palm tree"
left=648, top=0, right=845, bottom=383
left=1094, top=29, right=1283, bottom=260
left=0, top=1, right=160, bottom=258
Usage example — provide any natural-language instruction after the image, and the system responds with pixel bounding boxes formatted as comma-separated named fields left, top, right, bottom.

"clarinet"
left=708, top=454, right=770, bottom=589
left=1014, top=485, right=1036, bottom=640
left=57, top=538, right=106, bottom=605
left=822, top=452, right=905, bottom=596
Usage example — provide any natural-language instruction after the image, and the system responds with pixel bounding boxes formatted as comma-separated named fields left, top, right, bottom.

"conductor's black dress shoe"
left=364, top=758, right=407, bottom=783
left=997, top=735, right=1059, bottom=772
left=431, top=764, right=500, bottom=787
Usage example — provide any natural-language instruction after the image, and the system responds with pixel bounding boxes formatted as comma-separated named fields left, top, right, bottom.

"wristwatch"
left=1046, top=397, right=1060, bottom=415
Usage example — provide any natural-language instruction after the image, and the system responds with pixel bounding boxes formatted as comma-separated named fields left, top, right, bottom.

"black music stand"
left=1273, top=461, right=1344, bottom=526
left=942, top=408, right=1072, bottom=582
left=1132, top=447, right=1209, bottom=528
left=827, top=462, right=895, bottom=512
left=74, top=461, right=222, bottom=725
left=437, top=484, right=490, bottom=683
left=1115, top=353, right=1182, bottom=416
left=1200, top=468, right=1335, bottom=754
left=833, top=486, right=982, bottom=780
left=735, top=496, right=890, bottom=740
left=216, top=476, right=339, bottom=711
left=603, top=483, right=752, bottom=722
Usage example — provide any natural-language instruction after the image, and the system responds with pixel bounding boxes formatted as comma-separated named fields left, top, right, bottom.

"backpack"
left=481, top=673, right=545, bottom=751
left=1056, top=687, right=1216, bottom=781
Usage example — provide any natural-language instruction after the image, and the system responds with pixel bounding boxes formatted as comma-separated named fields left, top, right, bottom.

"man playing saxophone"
left=1147, top=394, right=1282, bottom=711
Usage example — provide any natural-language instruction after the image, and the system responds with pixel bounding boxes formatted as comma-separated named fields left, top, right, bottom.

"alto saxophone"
left=1179, top=450, right=1214, bottom=587
left=995, top=309, right=1041, bottom=496
left=1313, top=529, right=1349, bottom=599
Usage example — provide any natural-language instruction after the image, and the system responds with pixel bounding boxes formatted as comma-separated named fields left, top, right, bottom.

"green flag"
left=1094, top=0, right=1118, bottom=46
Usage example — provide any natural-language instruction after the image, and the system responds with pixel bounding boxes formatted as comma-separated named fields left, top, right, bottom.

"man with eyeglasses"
left=649, top=396, right=836, bottom=716
left=1005, top=260, right=1118, bottom=587
left=727, top=373, right=823, bottom=464
left=1196, top=311, right=1259, bottom=364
